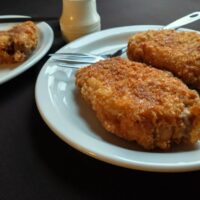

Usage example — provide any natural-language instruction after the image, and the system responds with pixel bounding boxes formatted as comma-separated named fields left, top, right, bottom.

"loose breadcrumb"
left=127, top=29, right=200, bottom=89
left=76, top=57, right=200, bottom=150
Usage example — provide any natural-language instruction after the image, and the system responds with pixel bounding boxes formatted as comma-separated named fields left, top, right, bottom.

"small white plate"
left=0, top=15, right=54, bottom=84
left=35, top=25, right=200, bottom=172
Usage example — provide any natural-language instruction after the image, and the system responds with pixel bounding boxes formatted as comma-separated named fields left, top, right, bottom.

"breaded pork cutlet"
left=0, top=21, right=38, bottom=64
left=76, top=57, right=200, bottom=150
left=127, top=29, right=200, bottom=89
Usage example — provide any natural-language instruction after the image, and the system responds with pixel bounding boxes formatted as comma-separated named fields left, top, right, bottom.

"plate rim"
left=0, top=15, right=54, bottom=84
left=35, top=25, right=200, bottom=173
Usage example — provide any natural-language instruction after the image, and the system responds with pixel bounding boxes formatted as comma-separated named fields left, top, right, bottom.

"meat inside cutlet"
left=0, top=21, right=38, bottom=64
left=76, top=57, right=200, bottom=150
left=127, top=29, right=200, bottom=89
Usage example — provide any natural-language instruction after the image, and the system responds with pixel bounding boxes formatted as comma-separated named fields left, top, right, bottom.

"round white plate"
left=0, top=15, right=54, bottom=84
left=35, top=25, right=200, bottom=172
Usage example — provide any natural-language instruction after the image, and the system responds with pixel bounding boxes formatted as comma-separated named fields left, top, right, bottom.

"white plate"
left=35, top=25, right=200, bottom=172
left=0, top=15, right=54, bottom=84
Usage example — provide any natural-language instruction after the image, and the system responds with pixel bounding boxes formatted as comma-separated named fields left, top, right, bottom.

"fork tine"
left=50, top=52, right=104, bottom=63
left=51, top=57, right=100, bottom=64
left=56, top=62, right=81, bottom=69
left=49, top=52, right=102, bottom=59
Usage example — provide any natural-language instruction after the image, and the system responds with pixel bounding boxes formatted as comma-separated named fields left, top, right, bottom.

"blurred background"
left=1, top=0, right=200, bottom=30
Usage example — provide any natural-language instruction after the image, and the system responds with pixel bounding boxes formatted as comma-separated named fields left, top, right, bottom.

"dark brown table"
left=0, top=0, right=200, bottom=199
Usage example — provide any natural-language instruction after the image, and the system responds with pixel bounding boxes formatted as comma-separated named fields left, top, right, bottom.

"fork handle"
left=163, top=11, right=200, bottom=29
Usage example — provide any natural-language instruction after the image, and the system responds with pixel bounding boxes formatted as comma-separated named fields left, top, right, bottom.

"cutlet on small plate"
left=0, top=21, right=38, bottom=64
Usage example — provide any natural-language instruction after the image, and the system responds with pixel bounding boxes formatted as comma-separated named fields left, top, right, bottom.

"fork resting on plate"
left=50, top=11, right=200, bottom=67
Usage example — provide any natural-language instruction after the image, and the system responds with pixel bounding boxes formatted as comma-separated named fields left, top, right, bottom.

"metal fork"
left=50, top=11, right=200, bottom=67
left=49, top=46, right=127, bottom=64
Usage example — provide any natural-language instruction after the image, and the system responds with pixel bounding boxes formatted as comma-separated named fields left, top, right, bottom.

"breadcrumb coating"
left=127, top=29, right=200, bottom=89
left=0, top=21, right=38, bottom=64
left=76, top=57, right=200, bottom=150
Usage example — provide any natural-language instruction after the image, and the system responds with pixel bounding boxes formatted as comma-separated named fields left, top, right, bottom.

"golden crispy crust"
left=0, top=21, right=38, bottom=64
left=127, top=29, right=200, bottom=89
left=76, top=57, right=200, bottom=150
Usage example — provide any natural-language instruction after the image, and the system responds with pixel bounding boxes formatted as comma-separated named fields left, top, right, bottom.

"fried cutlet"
left=76, top=57, right=200, bottom=150
left=127, top=29, right=200, bottom=89
left=0, top=21, right=38, bottom=64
